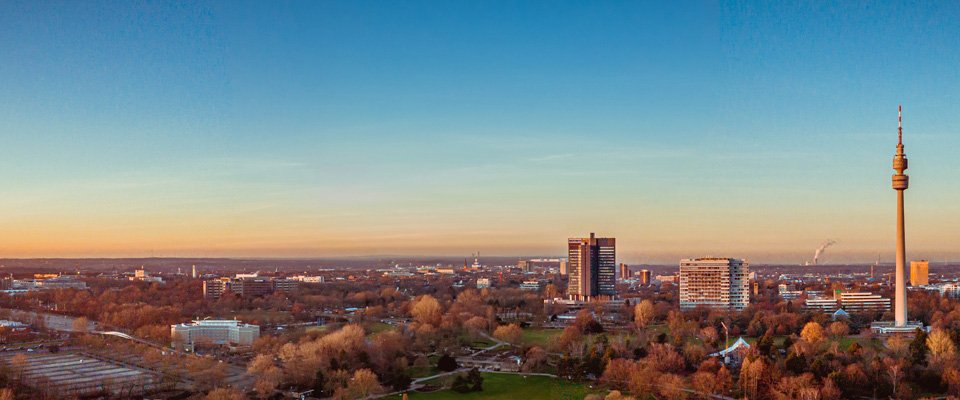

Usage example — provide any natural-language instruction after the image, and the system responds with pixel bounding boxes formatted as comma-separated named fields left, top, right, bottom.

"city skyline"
left=2, top=2, right=960, bottom=262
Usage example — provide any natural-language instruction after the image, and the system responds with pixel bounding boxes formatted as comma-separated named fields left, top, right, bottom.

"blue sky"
left=1, top=1, right=958, bottom=263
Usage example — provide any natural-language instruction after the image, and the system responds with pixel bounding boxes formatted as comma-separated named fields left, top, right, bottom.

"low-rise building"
left=171, top=320, right=260, bottom=351
left=519, top=280, right=542, bottom=291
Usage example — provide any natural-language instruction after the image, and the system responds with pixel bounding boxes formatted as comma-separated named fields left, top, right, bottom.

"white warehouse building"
left=171, top=319, right=260, bottom=351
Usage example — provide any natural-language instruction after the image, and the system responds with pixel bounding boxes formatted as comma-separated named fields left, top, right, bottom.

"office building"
left=839, top=292, right=891, bottom=313
left=203, top=276, right=299, bottom=299
left=567, top=233, right=616, bottom=300
left=517, top=260, right=529, bottom=271
left=910, top=260, right=929, bottom=286
left=476, top=278, right=491, bottom=289
left=807, top=291, right=891, bottom=314
left=559, top=261, right=567, bottom=275
left=274, top=279, right=300, bottom=294
left=638, top=269, right=651, bottom=285
left=619, top=263, right=630, bottom=280
left=679, top=257, right=750, bottom=311
left=171, top=320, right=260, bottom=351
left=203, top=278, right=233, bottom=299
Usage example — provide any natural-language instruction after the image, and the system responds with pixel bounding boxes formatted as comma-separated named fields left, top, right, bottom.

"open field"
left=520, top=328, right=562, bottom=347
left=408, top=372, right=601, bottom=400
left=0, top=351, right=163, bottom=397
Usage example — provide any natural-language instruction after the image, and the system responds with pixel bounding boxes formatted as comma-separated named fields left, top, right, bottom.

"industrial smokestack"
left=813, top=239, right=837, bottom=265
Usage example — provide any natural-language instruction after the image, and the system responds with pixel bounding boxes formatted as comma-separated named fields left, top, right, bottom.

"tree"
left=411, top=295, right=442, bottom=326
left=739, top=357, right=765, bottom=399
left=634, top=300, right=655, bottom=329
left=928, top=328, right=957, bottom=368
left=691, top=371, right=718, bottom=395
left=771, top=373, right=818, bottom=400
left=0, top=389, right=13, bottom=400
left=345, top=368, right=383, bottom=399
left=657, top=373, right=688, bottom=400
left=800, top=322, right=824, bottom=343
left=437, top=354, right=458, bottom=372
left=910, top=327, right=929, bottom=365
left=204, top=388, right=246, bottom=400
left=827, top=321, right=849, bottom=339
left=522, top=346, right=548, bottom=372
left=493, top=323, right=522, bottom=344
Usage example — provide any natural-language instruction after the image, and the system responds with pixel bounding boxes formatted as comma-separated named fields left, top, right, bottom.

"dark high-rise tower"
left=567, top=233, right=616, bottom=300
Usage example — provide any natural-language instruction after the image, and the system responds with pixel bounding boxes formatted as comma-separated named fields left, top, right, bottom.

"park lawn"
left=836, top=336, right=882, bottom=350
left=408, top=373, right=603, bottom=400
left=366, top=321, right=396, bottom=335
left=521, top=328, right=563, bottom=347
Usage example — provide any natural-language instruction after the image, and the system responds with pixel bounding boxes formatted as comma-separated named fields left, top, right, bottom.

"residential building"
left=567, top=233, right=616, bottom=300
left=679, top=258, right=750, bottom=311
left=619, top=263, right=630, bottom=280
left=910, top=260, right=929, bottom=286
left=476, top=278, right=491, bottom=289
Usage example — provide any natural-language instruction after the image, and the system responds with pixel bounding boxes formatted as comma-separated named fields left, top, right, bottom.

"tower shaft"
left=895, top=189, right=907, bottom=326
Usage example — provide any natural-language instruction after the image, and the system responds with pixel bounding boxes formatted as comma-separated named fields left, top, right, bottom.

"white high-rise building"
left=679, top=258, right=750, bottom=311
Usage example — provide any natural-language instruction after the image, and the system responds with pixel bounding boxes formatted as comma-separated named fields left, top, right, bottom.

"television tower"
left=892, top=105, right=909, bottom=327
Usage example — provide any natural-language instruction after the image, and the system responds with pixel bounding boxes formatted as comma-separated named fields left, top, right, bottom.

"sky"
left=1, top=1, right=959, bottom=263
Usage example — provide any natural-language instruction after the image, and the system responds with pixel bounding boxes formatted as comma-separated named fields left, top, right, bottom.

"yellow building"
left=910, top=260, right=929, bottom=286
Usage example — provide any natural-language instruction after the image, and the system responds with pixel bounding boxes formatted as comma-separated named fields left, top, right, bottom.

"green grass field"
left=407, top=373, right=601, bottom=400
left=366, top=321, right=396, bottom=335
left=521, top=328, right=563, bottom=347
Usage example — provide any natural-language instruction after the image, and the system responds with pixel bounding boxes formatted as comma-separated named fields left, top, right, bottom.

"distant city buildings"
left=517, top=260, right=529, bottom=271
left=129, top=268, right=163, bottom=283
left=679, top=257, right=750, bottom=311
left=7, top=275, right=88, bottom=291
left=910, top=260, right=929, bottom=286
left=203, top=277, right=300, bottom=299
left=567, top=233, right=616, bottom=300
left=619, top=263, right=630, bottom=280
left=476, top=278, right=491, bottom=289
left=519, top=280, right=542, bottom=291
left=171, top=319, right=260, bottom=351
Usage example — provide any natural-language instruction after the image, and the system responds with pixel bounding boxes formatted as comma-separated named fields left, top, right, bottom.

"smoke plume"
left=813, top=239, right=837, bottom=265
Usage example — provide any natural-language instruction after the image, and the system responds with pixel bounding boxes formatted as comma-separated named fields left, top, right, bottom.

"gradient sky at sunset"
left=1, top=1, right=959, bottom=263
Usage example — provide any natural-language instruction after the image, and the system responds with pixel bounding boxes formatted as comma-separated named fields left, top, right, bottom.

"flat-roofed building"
left=567, top=233, right=616, bottom=300
left=910, top=260, right=929, bottom=286
left=520, top=280, right=542, bottom=291
left=171, top=320, right=259, bottom=351
left=679, top=258, right=750, bottom=311
left=838, top=292, right=891, bottom=313
left=638, top=269, right=651, bottom=285
left=203, top=278, right=233, bottom=299
left=273, top=279, right=300, bottom=294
